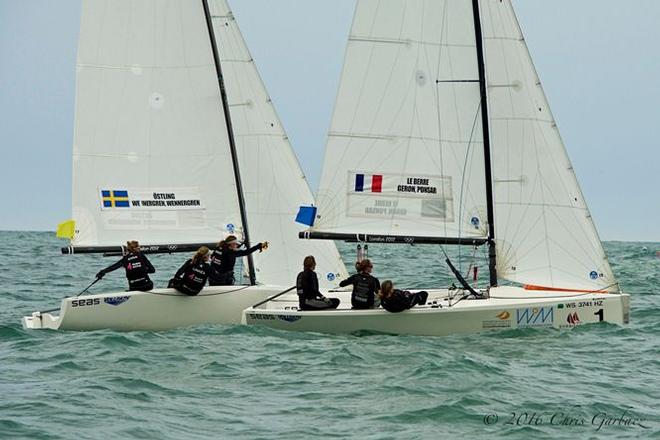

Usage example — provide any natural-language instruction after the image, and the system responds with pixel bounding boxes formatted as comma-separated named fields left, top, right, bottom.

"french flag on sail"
left=355, top=174, right=382, bottom=193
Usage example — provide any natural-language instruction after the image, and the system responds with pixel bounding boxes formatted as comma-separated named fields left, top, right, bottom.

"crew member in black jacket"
left=96, top=240, right=155, bottom=291
left=339, top=259, right=380, bottom=309
left=296, top=256, right=340, bottom=310
left=170, top=246, right=212, bottom=296
left=209, top=235, right=268, bottom=285
left=379, top=280, right=428, bottom=313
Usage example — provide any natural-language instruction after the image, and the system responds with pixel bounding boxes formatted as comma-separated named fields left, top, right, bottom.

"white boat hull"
left=242, top=286, right=630, bottom=337
left=22, top=285, right=297, bottom=332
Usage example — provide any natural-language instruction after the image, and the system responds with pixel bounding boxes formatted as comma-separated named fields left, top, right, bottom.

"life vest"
left=296, top=270, right=319, bottom=300
left=382, top=290, right=410, bottom=313
left=210, top=249, right=223, bottom=269
left=123, top=253, right=151, bottom=289
left=352, top=274, right=375, bottom=305
left=296, top=271, right=305, bottom=297
left=180, top=262, right=210, bottom=294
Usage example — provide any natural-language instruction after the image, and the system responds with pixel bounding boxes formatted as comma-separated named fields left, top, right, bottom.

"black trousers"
left=300, top=297, right=340, bottom=311
left=411, top=291, right=429, bottom=307
left=168, top=278, right=200, bottom=296
left=129, top=280, right=153, bottom=292
left=209, top=271, right=234, bottom=286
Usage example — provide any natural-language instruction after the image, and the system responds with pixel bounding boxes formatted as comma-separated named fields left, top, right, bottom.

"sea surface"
left=0, top=231, right=658, bottom=439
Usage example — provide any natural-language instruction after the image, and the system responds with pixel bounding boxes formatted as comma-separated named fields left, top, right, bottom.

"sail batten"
left=72, top=0, right=243, bottom=248
left=482, top=0, right=617, bottom=291
left=209, top=0, right=347, bottom=287
left=313, top=0, right=489, bottom=241
left=311, top=0, right=617, bottom=292
left=70, top=0, right=347, bottom=287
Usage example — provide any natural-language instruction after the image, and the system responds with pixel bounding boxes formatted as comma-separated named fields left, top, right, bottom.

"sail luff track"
left=201, top=0, right=256, bottom=285
left=472, top=0, right=498, bottom=287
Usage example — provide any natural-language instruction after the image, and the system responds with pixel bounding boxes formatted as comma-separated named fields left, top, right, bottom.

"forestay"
left=209, top=0, right=347, bottom=286
left=312, top=0, right=490, bottom=241
left=481, top=0, right=617, bottom=291
left=72, top=0, right=242, bottom=247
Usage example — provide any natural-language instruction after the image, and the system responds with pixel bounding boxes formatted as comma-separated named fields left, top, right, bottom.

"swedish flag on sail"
left=101, top=190, right=130, bottom=208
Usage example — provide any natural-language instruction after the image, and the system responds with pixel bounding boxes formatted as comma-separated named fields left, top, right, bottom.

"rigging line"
left=430, top=0, right=458, bottom=283
left=202, top=0, right=256, bottom=285
left=217, top=10, right=312, bottom=198
left=434, top=0, right=450, bottom=240
left=148, top=285, right=250, bottom=297
left=478, top=2, right=518, bottom=251
left=489, top=0, right=516, bottom=252
left=456, top=102, right=484, bottom=272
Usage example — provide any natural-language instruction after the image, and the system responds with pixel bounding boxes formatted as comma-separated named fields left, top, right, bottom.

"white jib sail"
left=481, top=0, right=617, bottom=291
left=208, top=0, right=348, bottom=287
left=312, top=0, right=490, bottom=240
left=71, top=0, right=247, bottom=248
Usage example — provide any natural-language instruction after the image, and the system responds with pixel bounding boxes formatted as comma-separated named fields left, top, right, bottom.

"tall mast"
left=202, top=0, right=256, bottom=285
left=471, top=0, right=498, bottom=287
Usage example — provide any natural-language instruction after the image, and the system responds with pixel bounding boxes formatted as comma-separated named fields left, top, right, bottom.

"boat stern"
left=622, top=293, right=631, bottom=325
left=21, top=311, right=61, bottom=330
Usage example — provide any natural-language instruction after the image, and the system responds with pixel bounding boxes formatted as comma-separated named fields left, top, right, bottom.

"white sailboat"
left=23, top=0, right=347, bottom=331
left=244, top=0, right=630, bottom=336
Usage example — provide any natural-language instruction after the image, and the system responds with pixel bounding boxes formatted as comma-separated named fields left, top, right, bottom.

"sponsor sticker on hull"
left=516, top=307, right=554, bottom=328
left=277, top=315, right=302, bottom=323
left=482, top=311, right=512, bottom=329
left=104, top=296, right=131, bottom=307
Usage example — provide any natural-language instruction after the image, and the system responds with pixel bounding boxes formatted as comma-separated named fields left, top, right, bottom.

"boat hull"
left=242, top=287, right=630, bottom=337
left=22, top=285, right=296, bottom=332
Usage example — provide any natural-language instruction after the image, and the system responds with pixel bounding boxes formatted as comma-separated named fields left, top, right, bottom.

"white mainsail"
left=481, top=0, right=617, bottom=291
left=312, top=0, right=489, bottom=241
left=70, top=0, right=346, bottom=286
left=209, top=0, right=347, bottom=286
left=72, top=0, right=242, bottom=247
left=311, top=0, right=617, bottom=292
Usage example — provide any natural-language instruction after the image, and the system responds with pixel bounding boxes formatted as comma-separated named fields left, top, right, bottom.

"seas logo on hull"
left=277, top=315, right=302, bottom=323
left=104, top=296, right=131, bottom=306
left=516, top=307, right=554, bottom=328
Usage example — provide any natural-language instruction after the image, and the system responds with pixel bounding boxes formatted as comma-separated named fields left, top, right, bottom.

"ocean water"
left=0, top=231, right=658, bottom=439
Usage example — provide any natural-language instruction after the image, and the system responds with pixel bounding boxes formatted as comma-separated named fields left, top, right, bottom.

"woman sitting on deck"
left=379, top=280, right=428, bottom=313
left=169, top=246, right=212, bottom=296
left=296, top=256, right=340, bottom=311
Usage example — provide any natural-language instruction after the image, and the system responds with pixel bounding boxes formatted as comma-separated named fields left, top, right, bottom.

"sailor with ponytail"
left=169, top=246, right=212, bottom=296
left=209, top=235, right=268, bottom=286
left=339, top=259, right=380, bottom=309
left=95, top=240, right=155, bottom=291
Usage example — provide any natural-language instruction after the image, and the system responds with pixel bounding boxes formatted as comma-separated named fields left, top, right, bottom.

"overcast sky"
left=1, top=0, right=659, bottom=242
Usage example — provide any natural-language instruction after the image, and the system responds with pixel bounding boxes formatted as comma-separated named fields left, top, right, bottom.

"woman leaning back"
left=96, top=240, right=155, bottom=291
